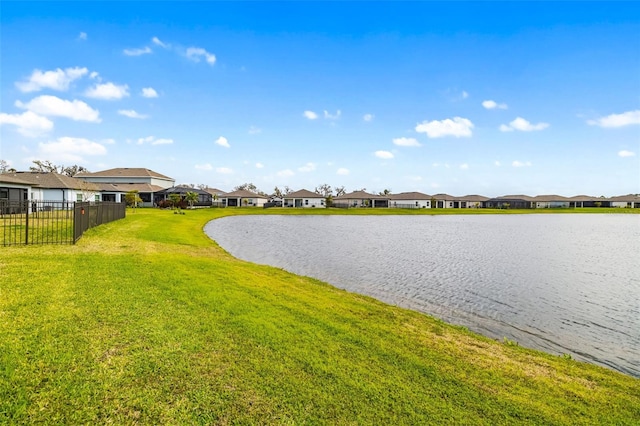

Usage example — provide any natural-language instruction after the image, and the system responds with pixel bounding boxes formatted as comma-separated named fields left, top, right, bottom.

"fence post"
left=24, top=201, right=29, bottom=245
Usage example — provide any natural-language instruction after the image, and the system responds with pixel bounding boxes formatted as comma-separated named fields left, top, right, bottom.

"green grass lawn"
left=1, top=207, right=638, bottom=424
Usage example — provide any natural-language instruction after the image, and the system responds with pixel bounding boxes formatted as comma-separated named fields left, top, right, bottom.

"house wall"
left=390, top=199, right=431, bottom=208
left=535, top=201, right=570, bottom=208
left=611, top=201, right=633, bottom=208
left=82, top=176, right=174, bottom=189
left=301, top=198, right=325, bottom=208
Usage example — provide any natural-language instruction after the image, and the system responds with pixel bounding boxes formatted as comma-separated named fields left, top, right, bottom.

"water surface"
left=205, top=214, right=640, bottom=377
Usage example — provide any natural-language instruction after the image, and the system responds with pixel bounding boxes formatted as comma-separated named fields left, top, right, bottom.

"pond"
left=204, top=214, right=640, bottom=377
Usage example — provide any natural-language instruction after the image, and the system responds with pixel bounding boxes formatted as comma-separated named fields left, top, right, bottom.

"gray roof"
left=493, top=194, right=536, bottom=202
left=99, top=183, right=165, bottom=193
left=7, top=172, right=99, bottom=190
left=222, top=189, right=268, bottom=199
left=609, top=194, right=640, bottom=202
left=533, top=195, right=570, bottom=202
left=285, top=189, right=324, bottom=198
left=388, top=191, right=431, bottom=200
left=203, top=187, right=225, bottom=196
left=157, top=186, right=211, bottom=196
left=76, top=167, right=173, bottom=180
left=431, top=193, right=455, bottom=200
left=334, top=190, right=388, bottom=200
left=0, top=174, right=36, bottom=186
left=455, top=194, right=490, bottom=202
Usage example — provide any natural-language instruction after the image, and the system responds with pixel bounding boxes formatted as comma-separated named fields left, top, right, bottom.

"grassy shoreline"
left=1, top=208, right=638, bottom=424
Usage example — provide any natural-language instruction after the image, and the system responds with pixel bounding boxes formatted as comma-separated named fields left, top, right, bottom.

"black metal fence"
left=1, top=200, right=125, bottom=246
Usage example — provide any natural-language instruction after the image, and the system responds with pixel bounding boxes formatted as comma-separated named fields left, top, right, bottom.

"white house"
left=77, top=168, right=174, bottom=207
left=533, top=195, right=570, bottom=209
left=221, top=189, right=268, bottom=207
left=333, top=190, right=390, bottom=208
left=609, top=194, right=640, bottom=208
left=454, top=195, right=489, bottom=208
left=4, top=172, right=100, bottom=204
left=431, top=193, right=456, bottom=208
left=283, top=189, right=326, bottom=208
left=388, top=192, right=432, bottom=209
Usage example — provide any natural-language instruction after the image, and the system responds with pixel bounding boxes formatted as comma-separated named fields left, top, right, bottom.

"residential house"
left=533, top=195, right=570, bottom=209
left=388, top=192, right=432, bottom=208
left=156, top=186, right=213, bottom=207
left=485, top=195, right=535, bottom=209
left=453, top=195, right=489, bottom=208
left=333, top=190, right=390, bottom=208
left=568, top=195, right=610, bottom=208
left=283, top=189, right=326, bottom=208
left=221, top=189, right=268, bottom=207
left=0, top=174, right=33, bottom=213
left=431, top=193, right=456, bottom=208
left=77, top=168, right=174, bottom=207
left=609, top=194, right=640, bottom=208
left=5, top=172, right=100, bottom=204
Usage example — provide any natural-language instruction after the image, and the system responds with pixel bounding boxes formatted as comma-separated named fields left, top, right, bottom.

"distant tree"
left=335, top=186, right=346, bottom=197
left=234, top=182, right=267, bottom=196
left=315, top=184, right=334, bottom=207
left=283, top=186, right=292, bottom=195
left=0, top=159, right=15, bottom=173
left=273, top=186, right=284, bottom=198
left=379, top=189, right=391, bottom=196
left=180, top=183, right=195, bottom=188
left=185, top=191, right=199, bottom=209
left=125, top=190, right=142, bottom=210
left=197, top=184, right=209, bottom=190
left=594, top=201, right=602, bottom=208
left=63, top=164, right=89, bottom=176
left=29, top=160, right=88, bottom=176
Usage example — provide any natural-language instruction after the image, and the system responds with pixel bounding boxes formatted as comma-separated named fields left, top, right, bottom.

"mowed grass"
left=1, top=208, right=638, bottom=424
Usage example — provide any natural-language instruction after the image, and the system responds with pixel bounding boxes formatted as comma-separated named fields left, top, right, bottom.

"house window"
left=321, top=199, right=325, bottom=205
left=0, top=189, right=8, bottom=199
left=449, top=202, right=453, bottom=207
left=95, top=195, right=100, bottom=202
left=305, top=199, right=309, bottom=205
left=415, top=201, right=419, bottom=206
left=77, top=194, right=83, bottom=202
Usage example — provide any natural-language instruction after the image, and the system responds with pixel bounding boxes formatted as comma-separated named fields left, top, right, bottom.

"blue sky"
left=1, top=1, right=639, bottom=196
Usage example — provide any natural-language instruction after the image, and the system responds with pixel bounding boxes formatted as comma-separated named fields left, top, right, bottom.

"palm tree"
left=168, top=193, right=182, bottom=210
left=185, top=191, right=199, bottom=209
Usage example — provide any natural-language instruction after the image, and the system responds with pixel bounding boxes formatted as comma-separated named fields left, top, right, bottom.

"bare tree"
left=315, top=183, right=333, bottom=198
left=273, top=186, right=284, bottom=198
left=0, top=159, right=15, bottom=173
left=379, top=189, right=391, bottom=196
left=197, top=184, right=209, bottom=190
left=29, top=160, right=88, bottom=176
left=234, top=183, right=268, bottom=197
left=335, top=186, right=346, bottom=197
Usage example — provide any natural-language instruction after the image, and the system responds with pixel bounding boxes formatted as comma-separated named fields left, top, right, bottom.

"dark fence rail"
left=1, top=201, right=125, bottom=246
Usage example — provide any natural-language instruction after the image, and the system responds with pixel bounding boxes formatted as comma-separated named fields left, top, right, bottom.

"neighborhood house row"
left=1, top=168, right=639, bottom=209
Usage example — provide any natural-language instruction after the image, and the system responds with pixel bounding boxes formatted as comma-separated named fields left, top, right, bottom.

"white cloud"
left=392, top=137, right=421, bottom=147
left=78, top=32, right=87, bottom=40
left=494, top=161, right=501, bottom=167
left=16, top=67, right=88, bottom=93
left=16, top=95, right=101, bottom=122
left=152, top=36, right=170, bottom=48
left=500, top=117, right=549, bottom=132
left=0, top=111, right=54, bottom=137
left=303, top=110, right=318, bottom=120
left=337, top=168, right=350, bottom=175
left=141, top=87, right=158, bottom=98
left=185, top=47, right=216, bottom=65
left=118, top=109, right=148, bottom=119
left=363, top=113, right=374, bottom=122
left=248, top=125, right=262, bottom=135
left=298, top=162, right=316, bottom=172
left=462, top=91, right=469, bottom=99
left=89, top=71, right=100, bottom=80
left=375, top=150, right=394, bottom=159
left=415, top=117, right=474, bottom=138
left=277, top=169, right=295, bottom=177
left=324, top=110, right=341, bottom=120
left=482, top=100, right=508, bottom=110
left=618, top=150, right=636, bottom=157
left=216, top=167, right=233, bottom=174
left=255, top=162, right=264, bottom=169
left=39, top=137, right=107, bottom=163
left=215, top=136, right=230, bottom=148
left=588, top=110, right=640, bottom=128
left=195, top=163, right=213, bottom=170
left=512, top=160, right=532, bottom=167
left=137, top=136, right=174, bottom=145
left=123, top=46, right=152, bottom=56
left=460, top=163, right=469, bottom=170
left=85, top=82, right=130, bottom=100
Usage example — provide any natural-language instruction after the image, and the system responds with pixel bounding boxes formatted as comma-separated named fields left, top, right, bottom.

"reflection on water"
left=205, top=214, right=640, bottom=377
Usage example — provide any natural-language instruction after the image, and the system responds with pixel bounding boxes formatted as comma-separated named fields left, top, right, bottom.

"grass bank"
left=1, top=208, right=638, bottom=424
